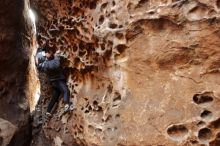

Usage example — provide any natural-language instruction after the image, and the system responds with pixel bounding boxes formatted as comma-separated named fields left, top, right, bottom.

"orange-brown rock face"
left=0, top=0, right=37, bottom=146
left=31, top=0, right=220, bottom=145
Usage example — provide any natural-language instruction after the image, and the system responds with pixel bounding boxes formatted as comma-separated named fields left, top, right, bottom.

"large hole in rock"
left=200, top=110, right=213, bottom=120
left=167, top=125, right=189, bottom=141
left=198, top=128, right=213, bottom=141
left=193, top=93, right=213, bottom=105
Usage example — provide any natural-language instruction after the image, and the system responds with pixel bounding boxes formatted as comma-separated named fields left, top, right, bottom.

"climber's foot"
left=45, top=112, right=52, bottom=118
left=64, top=102, right=74, bottom=113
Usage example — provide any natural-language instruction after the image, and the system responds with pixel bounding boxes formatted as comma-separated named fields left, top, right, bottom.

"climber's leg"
left=57, top=80, right=70, bottom=104
left=47, top=82, right=61, bottom=113
left=56, top=80, right=73, bottom=112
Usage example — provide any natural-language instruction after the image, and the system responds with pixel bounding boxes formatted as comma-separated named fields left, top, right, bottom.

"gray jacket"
left=37, top=56, right=65, bottom=81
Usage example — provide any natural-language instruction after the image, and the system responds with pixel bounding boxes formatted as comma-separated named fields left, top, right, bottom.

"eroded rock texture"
left=31, top=0, right=220, bottom=145
left=0, top=0, right=37, bottom=145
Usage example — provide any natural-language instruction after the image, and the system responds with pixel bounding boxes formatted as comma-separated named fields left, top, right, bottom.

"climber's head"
left=45, top=49, right=54, bottom=59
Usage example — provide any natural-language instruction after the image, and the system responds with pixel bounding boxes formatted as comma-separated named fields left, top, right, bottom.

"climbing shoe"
left=64, top=102, right=74, bottom=113
left=45, top=112, right=52, bottom=118
left=64, top=104, right=70, bottom=113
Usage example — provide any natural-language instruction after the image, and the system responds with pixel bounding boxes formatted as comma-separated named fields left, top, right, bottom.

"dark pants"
left=47, top=79, right=70, bottom=113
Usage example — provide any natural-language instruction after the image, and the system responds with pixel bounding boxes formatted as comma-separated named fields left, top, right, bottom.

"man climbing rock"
left=35, top=47, right=73, bottom=117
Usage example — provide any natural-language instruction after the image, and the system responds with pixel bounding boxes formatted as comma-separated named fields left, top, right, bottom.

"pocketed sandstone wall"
left=31, top=0, right=220, bottom=145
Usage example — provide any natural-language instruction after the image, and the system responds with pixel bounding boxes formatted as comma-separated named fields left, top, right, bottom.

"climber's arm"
left=38, top=57, right=60, bottom=71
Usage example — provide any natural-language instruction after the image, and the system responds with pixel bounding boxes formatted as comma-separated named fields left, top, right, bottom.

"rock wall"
left=0, top=0, right=37, bottom=145
left=31, top=0, right=220, bottom=145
